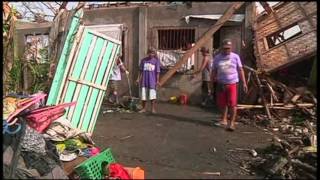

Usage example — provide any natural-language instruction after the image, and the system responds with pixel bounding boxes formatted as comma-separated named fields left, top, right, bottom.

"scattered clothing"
left=43, top=116, right=94, bottom=145
left=21, top=125, right=47, bottom=155
left=59, top=152, right=78, bottom=162
left=109, top=163, right=132, bottom=180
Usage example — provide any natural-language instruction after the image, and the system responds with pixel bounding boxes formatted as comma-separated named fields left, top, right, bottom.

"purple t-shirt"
left=212, top=52, right=243, bottom=84
left=139, top=57, right=160, bottom=89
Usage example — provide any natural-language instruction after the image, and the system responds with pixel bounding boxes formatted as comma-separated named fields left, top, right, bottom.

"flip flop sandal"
left=59, top=152, right=77, bottom=162
left=226, top=127, right=235, bottom=132
left=214, top=122, right=227, bottom=127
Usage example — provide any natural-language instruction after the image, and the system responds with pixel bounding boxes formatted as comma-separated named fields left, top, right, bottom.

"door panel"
left=47, top=25, right=121, bottom=134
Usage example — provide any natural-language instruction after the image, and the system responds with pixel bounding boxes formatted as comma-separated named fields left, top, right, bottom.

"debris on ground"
left=3, top=93, right=145, bottom=179
left=235, top=67, right=317, bottom=179
left=103, top=96, right=142, bottom=114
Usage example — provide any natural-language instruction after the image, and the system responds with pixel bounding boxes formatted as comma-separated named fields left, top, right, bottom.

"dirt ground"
left=93, top=102, right=272, bottom=179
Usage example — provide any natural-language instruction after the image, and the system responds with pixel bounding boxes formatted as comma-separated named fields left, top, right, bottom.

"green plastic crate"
left=74, top=148, right=115, bottom=179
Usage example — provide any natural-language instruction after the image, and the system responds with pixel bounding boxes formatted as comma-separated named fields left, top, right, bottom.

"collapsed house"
left=253, top=2, right=317, bottom=89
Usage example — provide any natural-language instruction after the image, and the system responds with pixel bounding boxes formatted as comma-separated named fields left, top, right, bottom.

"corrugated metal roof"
left=184, top=14, right=245, bottom=24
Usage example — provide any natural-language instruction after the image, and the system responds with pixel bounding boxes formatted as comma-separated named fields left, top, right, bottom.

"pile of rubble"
left=236, top=66, right=317, bottom=179
left=243, top=126, right=317, bottom=179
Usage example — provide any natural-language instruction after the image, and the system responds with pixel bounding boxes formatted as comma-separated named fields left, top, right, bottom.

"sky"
left=9, top=2, right=280, bottom=21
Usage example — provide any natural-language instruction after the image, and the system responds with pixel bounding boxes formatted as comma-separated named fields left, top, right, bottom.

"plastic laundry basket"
left=74, top=148, right=115, bottom=179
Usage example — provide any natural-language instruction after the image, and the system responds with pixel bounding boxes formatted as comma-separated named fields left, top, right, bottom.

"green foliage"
left=292, top=111, right=305, bottom=125
left=28, top=61, right=50, bottom=93
left=8, top=58, right=23, bottom=93
left=8, top=46, right=50, bottom=94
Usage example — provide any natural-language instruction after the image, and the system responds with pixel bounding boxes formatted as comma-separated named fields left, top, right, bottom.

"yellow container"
left=169, top=96, right=178, bottom=103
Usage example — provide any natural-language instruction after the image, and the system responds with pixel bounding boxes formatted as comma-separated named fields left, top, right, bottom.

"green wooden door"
left=47, top=26, right=121, bottom=134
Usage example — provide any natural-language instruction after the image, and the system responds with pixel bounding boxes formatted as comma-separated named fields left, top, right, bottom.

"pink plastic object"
left=90, top=147, right=100, bottom=156
left=109, top=163, right=132, bottom=180
left=7, top=93, right=47, bottom=124
left=179, top=94, right=188, bottom=105
left=25, top=102, right=76, bottom=133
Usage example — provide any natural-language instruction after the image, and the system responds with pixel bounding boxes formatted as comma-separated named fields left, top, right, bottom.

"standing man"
left=107, top=54, right=129, bottom=105
left=192, top=47, right=213, bottom=107
left=211, top=39, right=247, bottom=131
left=136, top=48, right=161, bottom=114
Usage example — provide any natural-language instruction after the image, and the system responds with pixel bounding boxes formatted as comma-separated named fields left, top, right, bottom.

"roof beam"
left=259, top=2, right=274, bottom=15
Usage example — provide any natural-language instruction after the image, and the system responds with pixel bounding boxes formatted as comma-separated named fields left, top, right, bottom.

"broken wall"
left=254, top=2, right=317, bottom=72
left=14, top=21, right=52, bottom=93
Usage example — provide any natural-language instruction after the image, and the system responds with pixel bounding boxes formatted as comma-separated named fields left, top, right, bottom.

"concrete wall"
left=14, top=21, right=52, bottom=93
left=83, top=2, right=246, bottom=104
left=15, top=21, right=51, bottom=59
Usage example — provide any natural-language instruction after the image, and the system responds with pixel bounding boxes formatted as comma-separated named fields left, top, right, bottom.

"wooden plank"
left=296, top=2, right=316, bottom=28
left=88, top=30, right=121, bottom=44
left=60, top=27, right=86, bottom=104
left=77, top=40, right=108, bottom=129
left=70, top=37, right=104, bottom=129
left=254, top=72, right=272, bottom=119
left=56, top=25, right=85, bottom=104
left=87, top=45, right=120, bottom=133
left=67, top=35, right=98, bottom=127
left=237, top=103, right=314, bottom=109
left=258, top=2, right=274, bottom=14
left=63, top=32, right=94, bottom=127
left=68, top=77, right=107, bottom=91
left=86, top=43, right=119, bottom=132
left=47, top=10, right=83, bottom=105
left=159, top=2, right=245, bottom=86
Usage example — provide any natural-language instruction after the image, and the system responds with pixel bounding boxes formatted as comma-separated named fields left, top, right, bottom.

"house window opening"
left=158, top=29, right=195, bottom=50
left=266, top=23, right=302, bottom=49
left=157, top=28, right=195, bottom=72
left=24, top=34, right=49, bottom=64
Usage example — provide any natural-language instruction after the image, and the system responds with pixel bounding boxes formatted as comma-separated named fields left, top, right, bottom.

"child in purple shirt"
left=136, top=48, right=160, bottom=113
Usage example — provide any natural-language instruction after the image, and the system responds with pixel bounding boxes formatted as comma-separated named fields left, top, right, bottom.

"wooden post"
left=254, top=72, right=272, bottom=120
left=259, top=2, right=274, bottom=14
left=159, top=2, right=245, bottom=87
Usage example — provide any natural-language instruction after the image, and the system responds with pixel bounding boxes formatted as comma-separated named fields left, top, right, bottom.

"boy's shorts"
left=140, top=87, right=157, bottom=101
left=216, top=83, right=238, bottom=109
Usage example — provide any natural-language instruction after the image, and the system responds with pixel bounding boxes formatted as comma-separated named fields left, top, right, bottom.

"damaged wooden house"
left=253, top=2, right=317, bottom=90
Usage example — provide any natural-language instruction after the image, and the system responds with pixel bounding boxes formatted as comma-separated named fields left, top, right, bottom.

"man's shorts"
left=109, top=80, right=118, bottom=92
left=216, top=83, right=238, bottom=109
left=140, top=87, right=157, bottom=101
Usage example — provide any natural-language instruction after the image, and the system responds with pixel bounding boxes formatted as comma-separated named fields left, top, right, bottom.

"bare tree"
left=19, top=2, right=69, bottom=22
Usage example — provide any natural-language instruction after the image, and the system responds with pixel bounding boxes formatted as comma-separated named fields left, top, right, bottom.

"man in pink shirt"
left=211, top=39, right=248, bottom=131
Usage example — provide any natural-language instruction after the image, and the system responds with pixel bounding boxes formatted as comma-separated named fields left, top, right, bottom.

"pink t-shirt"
left=212, top=52, right=243, bottom=84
